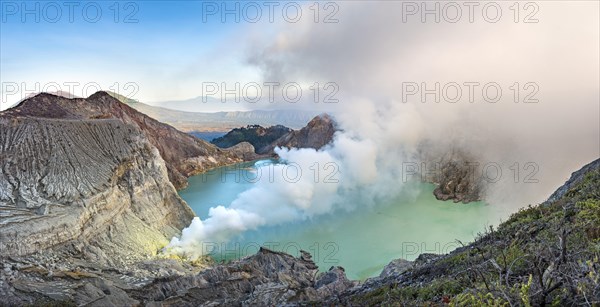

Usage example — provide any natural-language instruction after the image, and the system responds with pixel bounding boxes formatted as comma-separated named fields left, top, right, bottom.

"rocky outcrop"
left=4, top=92, right=246, bottom=189
left=212, top=124, right=292, bottom=154
left=417, top=144, right=484, bottom=203
left=211, top=114, right=337, bottom=156
left=213, top=114, right=337, bottom=156
left=223, top=142, right=257, bottom=161
left=266, top=114, right=337, bottom=153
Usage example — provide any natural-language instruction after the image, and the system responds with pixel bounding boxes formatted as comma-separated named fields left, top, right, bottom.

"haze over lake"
left=179, top=160, right=509, bottom=280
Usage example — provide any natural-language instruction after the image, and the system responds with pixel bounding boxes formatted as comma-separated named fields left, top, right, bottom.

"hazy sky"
left=1, top=1, right=262, bottom=107
left=1, top=1, right=598, bottom=113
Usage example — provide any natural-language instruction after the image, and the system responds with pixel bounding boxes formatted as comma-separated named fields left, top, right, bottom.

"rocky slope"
left=4, top=92, right=250, bottom=189
left=0, top=112, right=200, bottom=304
left=0, top=114, right=196, bottom=256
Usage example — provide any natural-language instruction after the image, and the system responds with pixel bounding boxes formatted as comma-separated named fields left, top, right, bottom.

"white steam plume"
left=166, top=2, right=599, bottom=258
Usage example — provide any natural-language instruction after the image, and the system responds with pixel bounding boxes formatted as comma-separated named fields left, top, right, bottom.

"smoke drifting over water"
left=166, top=134, right=407, bottom=259
left=166, top=2, right=599, bottom=258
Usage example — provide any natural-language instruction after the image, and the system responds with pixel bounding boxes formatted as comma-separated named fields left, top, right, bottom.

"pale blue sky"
left=0, top=0, right=283, bottom=106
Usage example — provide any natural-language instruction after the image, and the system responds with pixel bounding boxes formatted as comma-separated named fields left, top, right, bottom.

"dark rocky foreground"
left=0, top=246, right=356, bottom=306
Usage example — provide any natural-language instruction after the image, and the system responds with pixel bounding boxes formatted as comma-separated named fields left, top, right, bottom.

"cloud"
left=166, top=1, right=599, bottom=258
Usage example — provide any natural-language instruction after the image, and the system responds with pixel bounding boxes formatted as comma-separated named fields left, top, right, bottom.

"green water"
left=179, top=161, right=502, bottom=280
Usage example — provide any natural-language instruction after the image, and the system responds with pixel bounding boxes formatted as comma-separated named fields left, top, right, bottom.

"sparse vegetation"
left=350, top=165, right=600, bottom=305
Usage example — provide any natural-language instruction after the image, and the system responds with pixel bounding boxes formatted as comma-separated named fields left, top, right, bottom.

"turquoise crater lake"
left=179, top=160, right=503, bottom=280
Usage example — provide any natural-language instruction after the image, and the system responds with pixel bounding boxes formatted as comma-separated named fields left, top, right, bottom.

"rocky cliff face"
left=0, top=114, right=195, bottom=261
left=4, top=92, right=248, bottom=189
left=0, top=94, right=198, bottom=305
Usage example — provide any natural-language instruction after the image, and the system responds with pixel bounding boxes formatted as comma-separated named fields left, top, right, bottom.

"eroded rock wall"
left=0, top=116, right=194, bottom=264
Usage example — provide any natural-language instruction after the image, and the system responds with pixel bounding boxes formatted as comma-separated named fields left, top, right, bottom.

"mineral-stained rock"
left=0, top=108, right=201, bottom=305
left=223, top=141, right=258, bottom=161
left=0, top=115, right=194, bottom=261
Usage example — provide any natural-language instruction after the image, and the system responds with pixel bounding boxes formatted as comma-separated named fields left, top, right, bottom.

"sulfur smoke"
left=165, top=2, right=599, bottom=258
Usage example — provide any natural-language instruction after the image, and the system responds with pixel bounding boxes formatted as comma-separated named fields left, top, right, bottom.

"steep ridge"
left=0, top=115, right=195, bottom=261
left=4, top=92, right=249, bottom=189
left=0, top=97, right=201, bottom=304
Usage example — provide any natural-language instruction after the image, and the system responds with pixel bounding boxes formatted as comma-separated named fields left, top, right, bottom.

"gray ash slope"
left=0, top=94, right=198, bottom=263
